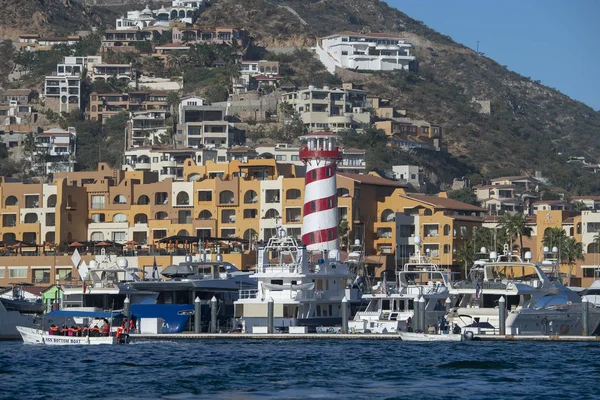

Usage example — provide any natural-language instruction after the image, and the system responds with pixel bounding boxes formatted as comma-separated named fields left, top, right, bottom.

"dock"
left=130, top=333, right=600, bottom=342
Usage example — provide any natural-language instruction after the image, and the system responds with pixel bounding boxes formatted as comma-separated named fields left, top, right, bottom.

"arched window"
left=47, top=194, right=57, bottom=208
left=424, top=209, right=433, bottom=216
left=588, top=243, right=600, bottom=254
left=3, top=232, right=16, bottom=242
left=176, top=191, right=190, bottom=205
left=219, top=190, right=234, bottom=204
left=113, top=194, right=127, bottom=204
left=198, top=210, right=213, bottom=220
left=137, top=195, right=150, bottom=205
left=577, top=223, right=582, bottom=235
left=243, top=229, right=258, bottom=241
left=569, top=227, right=574, bottom=236
left=265, top=209, right=280, bottom=219
left=244, top=190, right=258, bottom=204
left=91, top=213, right=105, bottom=223
left=5, top=196, right=18, bottom=206
left=134, top=214, right=148, bottom=224
left=443, top=224, right=451, bottom=236
left=112, top=213, right=127, bottom=223
left=24, top=213, right=38, bottom=224
left=45, top=232, right=55, bottom=243
left=178, top=229, right=190, bottom=236
left=155, top=211, right=169, bottom=220
left=286, top=189, right=301, bottom=200
left=91, top=232, right=104, bottom=241
left=381, top=209, right=394, bottom=222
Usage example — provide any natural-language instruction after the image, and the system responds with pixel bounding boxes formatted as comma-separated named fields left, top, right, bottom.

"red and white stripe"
left=301, top=158, right=339, bottom=251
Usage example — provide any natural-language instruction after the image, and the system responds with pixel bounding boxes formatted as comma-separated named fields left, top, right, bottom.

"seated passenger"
left=102, top=323, right=110, bottom=336
left=91, top=325, right=101, bottom=337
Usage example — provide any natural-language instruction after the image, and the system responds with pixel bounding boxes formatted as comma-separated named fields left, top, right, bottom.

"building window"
left=443, top=244, right=450, bottom=254
left=91, top=232, right=104, bottom=241
left=91, top=195, right=105, bottom=209
left=0, top=268, right=4, bottom=279
left=91, top=213, right=105, bottom=223
left=112, top=232, right=126, bottom=242
left=198, top=191, right=212, bottom=202
left=9, top=267, right=27, bottom=279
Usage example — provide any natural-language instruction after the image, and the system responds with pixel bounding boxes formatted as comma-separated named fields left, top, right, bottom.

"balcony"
left=423, top=225, right=439, bottom=238
left=161, top=158, right=177, bottom=167
left=135, top=162, right=151, bottom=170
left=376, top=228, right=393, bottom=239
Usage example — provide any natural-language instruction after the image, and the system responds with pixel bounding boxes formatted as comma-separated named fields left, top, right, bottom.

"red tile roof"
left=337, top=172, right=407, bottom=188
left=402, top=193, right=486, bottom=212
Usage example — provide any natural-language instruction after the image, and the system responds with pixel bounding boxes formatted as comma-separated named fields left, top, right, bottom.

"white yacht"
left=447, top=249, right=600, bottom=335
left=349, top=237, right=452, bottom=334
left=234, top=229, right=357, bottom=332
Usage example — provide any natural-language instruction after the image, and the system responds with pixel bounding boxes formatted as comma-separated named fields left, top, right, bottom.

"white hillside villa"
left=316, top=31, right=416, bottom=73
left=116, top=1, right=208, bottom=30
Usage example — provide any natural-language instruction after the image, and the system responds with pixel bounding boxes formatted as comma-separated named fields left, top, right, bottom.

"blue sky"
left=387, top=0, right=600, bottom=110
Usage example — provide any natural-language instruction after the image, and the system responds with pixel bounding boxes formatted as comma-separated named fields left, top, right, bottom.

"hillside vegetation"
left=202, top=0, right=600, bottom=192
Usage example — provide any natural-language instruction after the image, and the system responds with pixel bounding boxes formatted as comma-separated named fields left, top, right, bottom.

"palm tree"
left=166, top=51, right=185, bottom=71
left=562, top=237, right=584, bottom=285
left=498, top=213, right=529, bottom=257
left=573, top=201, right=589, bottom=213
left=455, top=240, right=475, bottom=279
left=542, top=227, right=568, bottom=251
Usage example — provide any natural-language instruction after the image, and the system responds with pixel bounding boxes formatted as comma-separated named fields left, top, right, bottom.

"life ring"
left=463, top=330, right=474, bottom=341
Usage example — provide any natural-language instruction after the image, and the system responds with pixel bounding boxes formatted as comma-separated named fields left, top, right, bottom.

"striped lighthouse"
left=299, top=131, right=342, bottom=252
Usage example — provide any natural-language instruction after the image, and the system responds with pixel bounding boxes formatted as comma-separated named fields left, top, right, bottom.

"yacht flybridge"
left=447, top=247, right=600, bottom=335
left=234, top=229, right=359, bottom=332
left=349, top=236, right=451, bottom=333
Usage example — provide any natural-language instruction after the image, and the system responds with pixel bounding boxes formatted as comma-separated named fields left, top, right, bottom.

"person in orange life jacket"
left=102, top=323, right=110, bottom=336
left=67, top=326, right=75, bottom=337
left=122, top=318, right=130, bottom=333
left=129, top=317, right=135, bottom=334
left=73, top=326, right=82, bottom=337
left=82, top=325, right=90, bottom=336
left=61, top=325, right=69, bottom=336
left=49, top=324, right=58, bottom=335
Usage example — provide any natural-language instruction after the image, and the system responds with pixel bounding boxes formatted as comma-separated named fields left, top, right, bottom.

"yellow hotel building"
left=1, top=160, right=488, bottom=287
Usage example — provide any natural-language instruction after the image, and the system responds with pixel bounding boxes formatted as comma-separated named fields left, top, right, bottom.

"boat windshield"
left=399, top=271, right=447, bottom=286
left=487, top=264, right=542, bottom=282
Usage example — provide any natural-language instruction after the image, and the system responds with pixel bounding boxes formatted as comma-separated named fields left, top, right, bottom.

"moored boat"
left=399, top=331, right=463, bottom=342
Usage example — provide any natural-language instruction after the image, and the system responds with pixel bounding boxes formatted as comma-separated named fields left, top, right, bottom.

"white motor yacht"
left=235, top=228, right=358, bottom=332
left=447, top=248, right=600, bottom=335
left=349, top=236, right=452, bottom=334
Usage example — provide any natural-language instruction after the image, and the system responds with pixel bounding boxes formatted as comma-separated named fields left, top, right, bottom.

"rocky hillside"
left=4, top=0, right=599, bottom=192
left=200, top=0, right=600, bottom=192
left=0, top=0, right=106, bottom=40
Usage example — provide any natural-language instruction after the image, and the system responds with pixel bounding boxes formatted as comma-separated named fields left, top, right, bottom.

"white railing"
left=239, top=289, right=258, bottom=299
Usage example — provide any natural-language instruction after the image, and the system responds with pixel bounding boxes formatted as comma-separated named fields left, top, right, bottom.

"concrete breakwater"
left=131, top=332, right=600, bottom=342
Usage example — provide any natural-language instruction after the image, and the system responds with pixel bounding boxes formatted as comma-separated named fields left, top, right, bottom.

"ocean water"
left=1, top=339, right=599, bottom=399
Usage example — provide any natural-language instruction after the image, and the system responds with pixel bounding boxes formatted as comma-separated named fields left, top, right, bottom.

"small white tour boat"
left=16, top=326, right=118, bottom=345
left=16, top=309, right=130, bottom=345
left=399, top=331, right=464, bottom=342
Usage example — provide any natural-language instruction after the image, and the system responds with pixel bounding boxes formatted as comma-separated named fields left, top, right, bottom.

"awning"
left=46, top=310, right=125, bottom=318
